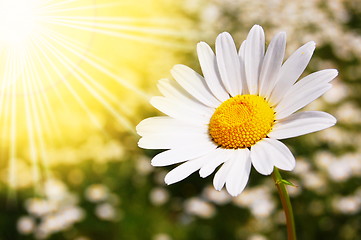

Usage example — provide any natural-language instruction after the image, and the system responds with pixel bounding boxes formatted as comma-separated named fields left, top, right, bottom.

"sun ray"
left=7, top=49, right=18, bottom=200
left=32, top=34, right=106, bottom=133
left=22, top=49, right=41, bottom=195
left=46, top=18, right=195, bottom=39
left=39, top=0, right=80, bottom=11
left=39, top=33, right=136, bottom=132
left=46, top=20, right=191, bottom=49
left=25, top=43, right=61, bottom=184
left=47, top=30, right=142, bottom=105
left=41, top=1, right=124, bottom=13
left=0, top=53, right=12, bottom=165
left=44, top=29, right=142, bottom=117
left=27, top=42, right=66, bottom=144
left=26, top=45, right=53, bottom=190
left=0, top=0, right=189, bottom=192
left=1, top=54, right=13, bottom=163
left=44, top=16, right=185, bottom=26
left=43, top=28, right=151, bottom=101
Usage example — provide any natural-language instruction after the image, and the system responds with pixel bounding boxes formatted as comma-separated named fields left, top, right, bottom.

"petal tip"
left=249, top=24, right=264, bottom=34
left=197, top=41, right=208, bottom=49
left=227, top=188, right=241, bottom=197
left=216, top=32, right=233, bottom=42
left=332, top=69, right=339, bottom=77
left=263, top=170, right=273, bottom=176
left=149, top=96, right=159, bottom=107
left=150, top=160, right=158, bottom=167
left=283, top=162, right=296, bottom=172
left=135, top=120, right=143, bottom=132
left=330, top=115, right=337, bottom=125
left=137, top=139, right=146, bottom=149
left=199, top=171, right=207, bottom=178
left=309, top=41, right=316, bottom=48
left=278, top=31, right=287, bottom=40
left=219, top=31, right=231, bottom=36
left=197, top=42, right=213, bottom=57
left=164, top=176, right=174, bottom=185
left=171, top=64, right=184, bottom=72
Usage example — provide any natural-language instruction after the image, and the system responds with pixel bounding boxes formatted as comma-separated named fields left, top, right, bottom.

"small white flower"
left=184, top=197, right=216, bottom=218
left=85, top=184, right=109, bottom=202
left=149, top=187, right=169, bottom=206
left=95, top=203, right=117, bottom=221
left=137, top=25, right=337, bottom=196
left=17, top=216, right=35, bottom=235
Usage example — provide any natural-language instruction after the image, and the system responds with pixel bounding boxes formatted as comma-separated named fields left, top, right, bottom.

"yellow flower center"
left=209, top=95, right=275, bottom=149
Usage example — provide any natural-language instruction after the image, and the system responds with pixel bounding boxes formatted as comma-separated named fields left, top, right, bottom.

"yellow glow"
left=0, top=0, right=195, bottom=191
left=209, top=95, right=275, bottom=149
left=0, top=0, right=38, bottom=46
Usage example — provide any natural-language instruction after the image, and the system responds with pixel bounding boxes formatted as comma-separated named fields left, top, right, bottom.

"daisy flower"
left=137, top=25, right=337, bottom=197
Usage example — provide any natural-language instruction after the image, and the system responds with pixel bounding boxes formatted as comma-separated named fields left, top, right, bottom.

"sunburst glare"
left=0, top=0, right=194, bottom=196
left=0, top=0, right=38, bottom=45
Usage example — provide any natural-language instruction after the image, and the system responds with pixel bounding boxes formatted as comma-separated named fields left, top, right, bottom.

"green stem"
left=272, top=167, right=297, bottom=240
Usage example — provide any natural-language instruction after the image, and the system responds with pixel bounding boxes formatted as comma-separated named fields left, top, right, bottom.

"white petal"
left=282, top=69, right=338, bottom=98
left=238, top=40, right=249, bottom=94
left=275, top=84, right=332, bottom=119
left=269, top=41, right=316, bottom=105
left=164, top=156, right=209, bottom=185
left=250, top=141, right=274, bottom=175
left=215, top=32, right=242, bottom=96
left=136, top=116, right=207, bottom=136
left=225, top=149, right=251, bottom=197
left=269, top=111, right=337, bottom=139
left=171, top=64, right=221, bottom=108
left=259, top=32, right=286, bottom=98
left=244, top=25, right=265, bottom=94
left=197, top=42, right=229, bottom=102
left=213, top=153, right=235, bottom=191
left=150, top=96, right=212, bottom=124
left=199, top=148, right=234, bottom=178
left=262, top=138, right=295, bottom=171
left=151, top=142, right=217, bottom=166
left=158, top=78, right=214, bottom=112
left=138, top=132, right=210, bottom=149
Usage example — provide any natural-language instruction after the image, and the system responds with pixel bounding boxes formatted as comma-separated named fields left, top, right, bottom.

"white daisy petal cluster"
left=137, top=25, right=337, bottom=197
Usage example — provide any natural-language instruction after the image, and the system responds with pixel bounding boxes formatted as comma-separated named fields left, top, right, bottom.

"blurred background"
left=0, top=0, right=360, bottom=239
